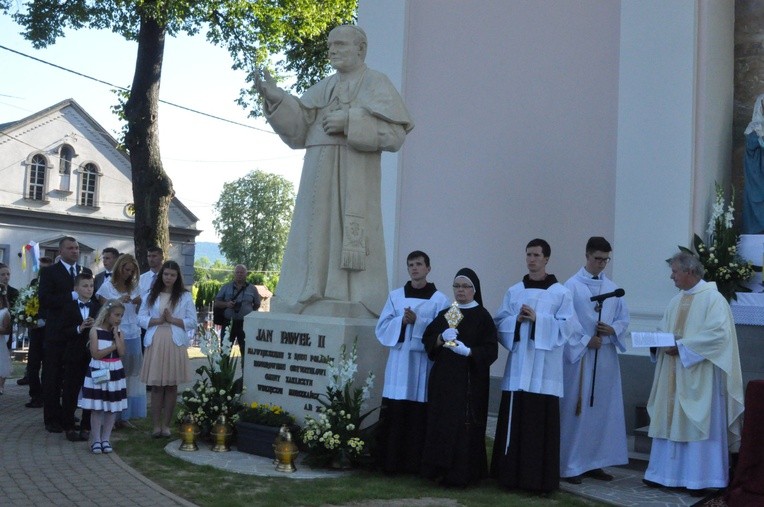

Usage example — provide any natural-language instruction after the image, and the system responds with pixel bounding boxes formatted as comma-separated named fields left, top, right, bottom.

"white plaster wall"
left=358, top=1, right=408, bottom=285
left=0, top=106, right=134, bottom=219
left=362, top=1, right=622, bottom=377
left=613, top=0, right=734, bottom=343
left=0, top=103, right=197, bottom=285
left=0, top=225, right=135, bottom=287
left=362, top=0, right=734, bottom=374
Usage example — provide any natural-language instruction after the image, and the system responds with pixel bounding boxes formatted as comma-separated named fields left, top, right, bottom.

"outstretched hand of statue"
left=254, top=68, right=283, bottom=104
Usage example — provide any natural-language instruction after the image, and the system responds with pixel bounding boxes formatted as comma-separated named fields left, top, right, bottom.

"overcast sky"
left=0, top=14, right=304, bottom=243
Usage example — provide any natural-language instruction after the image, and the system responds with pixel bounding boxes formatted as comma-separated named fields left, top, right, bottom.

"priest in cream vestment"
left=644, top=252, right=744, bottom=493
left=255, top=25, right=413, bottom=318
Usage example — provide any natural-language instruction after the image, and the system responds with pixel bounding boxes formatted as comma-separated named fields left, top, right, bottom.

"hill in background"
left=195, top=242, right=226, bottom=264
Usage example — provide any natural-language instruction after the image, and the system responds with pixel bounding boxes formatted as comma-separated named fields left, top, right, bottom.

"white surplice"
left=375, top=287, right=449, bottom=401
left=560, top=268, right=629, bottom=477
left=495, top=281, right=577, bottom=397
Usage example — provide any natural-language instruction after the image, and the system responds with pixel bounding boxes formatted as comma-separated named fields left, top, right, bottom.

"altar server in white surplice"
left=643, top=252, right=744, bottom=496
left=490, top=238, right=579, bottom=493
left=560, top=237, right=629, bottom=484
left=375, top=251, right=450, bottom=474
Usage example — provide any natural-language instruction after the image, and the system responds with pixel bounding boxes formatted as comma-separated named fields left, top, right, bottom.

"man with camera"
left=214, top=265, right=261, bottom=361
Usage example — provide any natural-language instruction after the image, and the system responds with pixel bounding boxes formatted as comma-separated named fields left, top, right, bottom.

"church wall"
left=614, top=0, right=734, bottom=343
left=0, top=106, right=133, bottom=219
left=363, top=0, right=735, bottom=378
left=0, top=102, right=200, bottom=287
left=358, top=1, right=408, bottom=287
left=361, top=0, right=622, bottom=378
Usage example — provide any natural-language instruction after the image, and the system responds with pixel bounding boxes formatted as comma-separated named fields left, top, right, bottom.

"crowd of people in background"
left=2, top=238, right=198, bottom=454
left=375, top=240, right=743, bottom=498
left=2, top=236, right=270, bottom=455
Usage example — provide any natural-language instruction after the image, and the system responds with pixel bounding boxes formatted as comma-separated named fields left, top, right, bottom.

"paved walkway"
left=1, top=366, right=718, bottom=507
left=0, top=381, right=195, bottom=507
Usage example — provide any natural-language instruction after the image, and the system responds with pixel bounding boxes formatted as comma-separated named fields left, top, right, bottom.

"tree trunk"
left=125, top=14, right=172, bottom=272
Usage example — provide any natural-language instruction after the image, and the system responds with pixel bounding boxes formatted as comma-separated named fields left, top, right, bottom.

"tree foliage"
left=194, top=256, right=233, bottom=284
left=1, top=0, right=356, bottom=270
left=213, top=170, right=294, bottom=272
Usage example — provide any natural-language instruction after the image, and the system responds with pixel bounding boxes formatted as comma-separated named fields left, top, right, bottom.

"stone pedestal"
left=242, top=312, right=386, bottom=426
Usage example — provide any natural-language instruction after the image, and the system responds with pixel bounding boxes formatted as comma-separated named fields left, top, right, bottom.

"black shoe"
left=642, top=478, right=662, bottom=488
left=45, top=423, right=64, bottom=433
left=66, top=430, right=87, bottom=442
left=16, top=376, right=30, bottom=385
left=687, top=488, right=711, bottom=498
left=564, top=475, right=583, bottom=485
left=584, top=468, right=614, bottom=481
left=25, top=399, right=44, bottom=408
left=79, top=430, right=90, bottom=441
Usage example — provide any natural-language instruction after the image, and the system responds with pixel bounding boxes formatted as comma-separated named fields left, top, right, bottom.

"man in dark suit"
left=38, top=237, right=93, bottom=433
left=60, top=273, right=100, bottom=441
left=93, top=247, right=119, bottom=294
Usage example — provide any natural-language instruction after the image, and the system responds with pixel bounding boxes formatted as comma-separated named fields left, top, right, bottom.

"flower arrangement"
left=11, top=285, right=40, bottom=327
left=301, top=339, right=375, bottom=468
left=176, top=323, right=243, bottom=435
left=680, top=183, right=754, bottom=301
left=239, top=402, right=295, bottom=427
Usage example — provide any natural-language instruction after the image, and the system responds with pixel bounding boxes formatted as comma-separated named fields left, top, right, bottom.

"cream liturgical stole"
left=666, top=294, right=693, bottom=428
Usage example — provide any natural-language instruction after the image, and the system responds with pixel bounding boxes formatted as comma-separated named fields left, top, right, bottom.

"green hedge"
left=194, top=280, right=222, bottom=310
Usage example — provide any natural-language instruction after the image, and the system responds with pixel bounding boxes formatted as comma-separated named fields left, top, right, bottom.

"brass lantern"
left=274, top=424, right=299, bottom=473
left=210, top=415, right=232, bottom=452
left=179, top=416, right=200, bottom=452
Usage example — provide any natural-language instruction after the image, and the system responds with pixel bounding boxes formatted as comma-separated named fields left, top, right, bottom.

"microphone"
left=590, top=288, right=625, bottom=303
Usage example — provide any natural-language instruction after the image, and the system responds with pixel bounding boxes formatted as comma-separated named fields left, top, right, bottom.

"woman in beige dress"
left=138, top=260, right=196, bottom=437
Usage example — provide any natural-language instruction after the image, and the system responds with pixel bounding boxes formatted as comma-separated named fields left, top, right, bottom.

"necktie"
left=104, top=272, right=111, bottom=279
left=592, top=275, right=599, bottom=280
left=79, top=301, right=90, bottom=309
left=70, top=266, right=76, bottom=279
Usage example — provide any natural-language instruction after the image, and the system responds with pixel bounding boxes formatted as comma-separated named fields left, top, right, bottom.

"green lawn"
left=112, top=417, right=603, bottom=507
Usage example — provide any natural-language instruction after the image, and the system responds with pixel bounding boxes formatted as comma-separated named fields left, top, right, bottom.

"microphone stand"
left=590, top=303, right=603, bottom=407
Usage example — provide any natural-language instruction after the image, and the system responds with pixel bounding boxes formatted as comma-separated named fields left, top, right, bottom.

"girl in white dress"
left=79, top=300, right=128, bottom=454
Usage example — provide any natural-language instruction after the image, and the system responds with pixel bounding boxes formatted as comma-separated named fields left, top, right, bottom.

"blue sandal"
left=101, top=441, right=113, bottom=454
left=91, top=442, right=102, bottom=454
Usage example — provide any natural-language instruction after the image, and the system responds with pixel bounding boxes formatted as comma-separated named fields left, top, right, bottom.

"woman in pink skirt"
left=138, top=260, right=196, bottom=438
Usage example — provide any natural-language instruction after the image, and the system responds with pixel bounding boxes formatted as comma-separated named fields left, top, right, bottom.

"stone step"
left=633, top=425, right=652, bottom=454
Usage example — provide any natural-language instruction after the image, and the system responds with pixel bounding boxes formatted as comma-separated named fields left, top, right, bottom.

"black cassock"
left=421, top=305, right=498, bottom=487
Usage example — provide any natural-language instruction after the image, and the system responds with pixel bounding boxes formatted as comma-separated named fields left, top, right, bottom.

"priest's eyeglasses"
left=452, top=284, right=474, bottom=290
left=593, top=256, right=611, bottom=264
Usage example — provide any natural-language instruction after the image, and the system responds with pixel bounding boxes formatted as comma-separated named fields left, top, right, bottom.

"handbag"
left=212, top=306, right=228, bottom=326
left=91, top=368, right=111, bottom=384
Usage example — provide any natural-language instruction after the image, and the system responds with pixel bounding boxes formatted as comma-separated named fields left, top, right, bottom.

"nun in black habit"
left=421, top=267, right=498, bottom=487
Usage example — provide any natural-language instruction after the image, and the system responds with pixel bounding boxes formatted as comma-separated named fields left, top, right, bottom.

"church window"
left=79, top=163, right=99, bottom=207
left=59, top=144, right=74, bottom=191
left=27, top=154, right=47, bottom=200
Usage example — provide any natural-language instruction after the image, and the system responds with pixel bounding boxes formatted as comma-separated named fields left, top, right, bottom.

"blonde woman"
left=97, top=253, right=146, bottom=419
